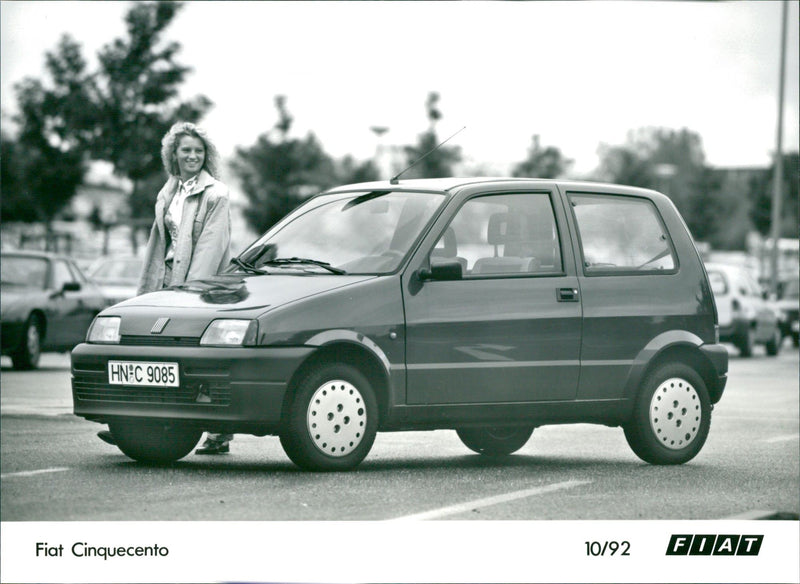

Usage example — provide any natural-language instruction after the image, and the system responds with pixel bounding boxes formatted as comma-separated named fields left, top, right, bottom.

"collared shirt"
left=165, top=174, right=199, bottom=262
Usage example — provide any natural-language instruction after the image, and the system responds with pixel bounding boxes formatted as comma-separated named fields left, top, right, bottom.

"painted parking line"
left=389, top=479, right=592, bottom=521
left=1, top=467, right=70, bottom=479
left=763, top=433, right=800, bottom=443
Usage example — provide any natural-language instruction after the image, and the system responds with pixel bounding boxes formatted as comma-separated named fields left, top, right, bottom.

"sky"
left=1, top=0, right=799, bottom=177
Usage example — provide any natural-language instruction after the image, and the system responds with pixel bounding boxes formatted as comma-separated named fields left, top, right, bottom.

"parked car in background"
left=73, top=178, right=727, bottom=470
left=88, top=256, right=143, bottom=308
left=774, top=277, right=799, bottom=347
left=705, top=261, right=781, bottom=357
left=1, top=250, right=106, bottom=370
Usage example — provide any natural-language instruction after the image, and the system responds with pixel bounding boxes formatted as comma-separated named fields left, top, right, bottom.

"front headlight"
left=200, top=319, right=257, bottom=346
left=87, top=316, right=121, bottom=344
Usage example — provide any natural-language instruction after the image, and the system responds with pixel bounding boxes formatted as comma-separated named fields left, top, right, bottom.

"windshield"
left=236, top=190, right=445, bottom=275
left=1, top=256, right=48, bottom=289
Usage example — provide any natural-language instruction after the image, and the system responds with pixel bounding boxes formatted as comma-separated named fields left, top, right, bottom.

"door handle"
left=557, top=287, right=579, bottom=302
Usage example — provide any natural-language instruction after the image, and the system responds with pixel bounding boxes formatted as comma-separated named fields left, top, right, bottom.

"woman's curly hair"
left=161, top=121, right=221, bottom=179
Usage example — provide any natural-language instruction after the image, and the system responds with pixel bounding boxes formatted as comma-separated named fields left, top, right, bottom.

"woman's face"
left=175, top=135, right=205, bottom=180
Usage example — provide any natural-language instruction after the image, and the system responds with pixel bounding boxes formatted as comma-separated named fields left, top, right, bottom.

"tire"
left=623, top=363, right=711, bottom=465
left=280, top=363, right=378, bottom=471
left=736, top=325, right=754, bottom=357
left=765, top=327, right=782, bottom=356
left=456, top=426, right=534, bottom=456
left=11, top=315, right=42, bottom=370
left=108, top=418, right=202, bottom=463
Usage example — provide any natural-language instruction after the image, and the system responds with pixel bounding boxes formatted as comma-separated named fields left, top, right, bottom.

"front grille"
left=120, top=335, right=199, bottom=347
left=74, top=374, right=231, bottom=406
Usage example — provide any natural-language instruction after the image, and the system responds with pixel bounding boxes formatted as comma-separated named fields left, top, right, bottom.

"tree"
left=5, top=35, right=95, bottom=232
left=231, top=96, right=338, bottom=233
left=749, top=152, right=800, bottom=238
left=512, top=135, right=573, bottom=179
left=335, top=155, right=380, bottom=185
left=400, top=92, right=461, bottom=179
left=92, top=1, right=212, bottom=224
left=0, top=137, right=39, bottom=223
left=595, top=127, right=734, bottom=242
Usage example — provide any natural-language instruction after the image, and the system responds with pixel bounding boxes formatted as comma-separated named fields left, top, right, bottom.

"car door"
left=66, top=260, right=103, bottom=343
left=45, top=259, right=88, bottom=348
left=402, top=188, right=582, bottom=405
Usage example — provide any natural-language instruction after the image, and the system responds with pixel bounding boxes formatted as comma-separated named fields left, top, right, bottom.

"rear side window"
left=570, top=194, right=676, bottom=275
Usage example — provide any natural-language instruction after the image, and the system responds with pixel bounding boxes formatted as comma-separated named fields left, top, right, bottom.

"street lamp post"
left=769, top=0, right=788, bottom=297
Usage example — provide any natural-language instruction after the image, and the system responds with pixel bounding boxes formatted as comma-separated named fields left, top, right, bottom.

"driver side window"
left=51, top=260, right=74, bottom=290
left=432, top=193, right=562, bottom=276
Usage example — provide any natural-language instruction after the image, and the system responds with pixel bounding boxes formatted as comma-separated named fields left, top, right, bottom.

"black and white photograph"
left=1, top=1, right=798, bottom=583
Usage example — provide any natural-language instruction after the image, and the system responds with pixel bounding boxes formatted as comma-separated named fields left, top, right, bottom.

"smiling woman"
left=93, top=121, right=235, bottom=454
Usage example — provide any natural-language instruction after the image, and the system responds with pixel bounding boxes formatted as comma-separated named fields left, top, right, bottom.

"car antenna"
left=390, top=126, right=466, bottom=185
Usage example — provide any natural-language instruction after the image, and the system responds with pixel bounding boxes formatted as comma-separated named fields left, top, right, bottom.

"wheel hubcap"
left=307, top=379, right=366, bottom=457
left=649, top=377, right=702, bottom=450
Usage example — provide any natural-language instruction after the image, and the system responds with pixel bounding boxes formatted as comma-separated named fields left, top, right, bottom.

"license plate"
left=108, top=361, right=179, bottom=387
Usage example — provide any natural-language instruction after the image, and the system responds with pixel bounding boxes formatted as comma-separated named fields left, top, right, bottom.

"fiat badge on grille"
left=150, top=317, right=170, bottom=334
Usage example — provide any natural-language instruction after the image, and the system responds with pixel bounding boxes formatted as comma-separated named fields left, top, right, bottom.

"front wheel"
left=456, top=426, right=534, bottom=456
left=280, top=363, right=378, bottom=471
left=623, top=363, right=711, bottom=465
left=108, top=419, right=202, bottom=463
left=11, top=316, right=42, bottom=370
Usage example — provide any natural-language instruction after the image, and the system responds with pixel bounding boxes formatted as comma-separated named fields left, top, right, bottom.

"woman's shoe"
left=195, top=439, right=230, bottom=455
left=97, top=430, right=116, bottom=445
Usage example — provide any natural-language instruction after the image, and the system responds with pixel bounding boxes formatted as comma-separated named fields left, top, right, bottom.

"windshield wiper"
left=230, top=257, right=270, bottom=274
left=264, top=257, right=346, bottom=275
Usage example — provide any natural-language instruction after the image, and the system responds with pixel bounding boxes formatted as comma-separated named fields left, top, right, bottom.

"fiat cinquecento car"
left=72, top=177, right=728, bottom=470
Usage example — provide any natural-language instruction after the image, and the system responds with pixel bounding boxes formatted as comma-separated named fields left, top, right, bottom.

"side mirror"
left=418, top=259, right=463, bottom=282
left=63, top=282, right=81, bottom=292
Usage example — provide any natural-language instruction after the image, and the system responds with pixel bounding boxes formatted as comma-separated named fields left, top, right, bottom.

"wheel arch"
left=280, top=338, right=391, bottom=428
left=623, top=332, right=724, bottom=405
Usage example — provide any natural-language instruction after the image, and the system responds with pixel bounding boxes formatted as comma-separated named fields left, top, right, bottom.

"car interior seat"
left=472, top=213, right=540, bottom=274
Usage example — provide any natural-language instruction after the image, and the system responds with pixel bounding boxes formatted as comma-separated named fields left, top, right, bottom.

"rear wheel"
left=108, top=419, right=202, bottom=463
left=624, top=363, right=711, bottom=465
left=735, top=325, right=754, bottom=357
left=280, top=363, right=378, bottom=471
left=765, top=327, right=782, bottom=356
left=456, top=426, right=534, bottom=456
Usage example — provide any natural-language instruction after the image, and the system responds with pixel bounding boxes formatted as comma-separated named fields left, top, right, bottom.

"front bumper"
left=71, top=342, right=314, bottom=432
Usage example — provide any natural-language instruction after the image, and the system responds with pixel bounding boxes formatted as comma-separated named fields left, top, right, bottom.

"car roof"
left=323, top=176, right=664, bottom=198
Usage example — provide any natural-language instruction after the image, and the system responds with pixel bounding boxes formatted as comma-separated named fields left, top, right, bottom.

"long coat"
left=138, top=170, right=232, bottom=295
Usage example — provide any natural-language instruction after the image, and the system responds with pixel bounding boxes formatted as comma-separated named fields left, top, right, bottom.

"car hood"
left=104, top=273, right=377, bottom=337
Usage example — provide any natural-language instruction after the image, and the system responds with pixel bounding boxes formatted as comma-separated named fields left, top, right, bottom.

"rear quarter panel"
left=559, top=185, right=716, bottom=401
